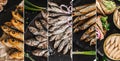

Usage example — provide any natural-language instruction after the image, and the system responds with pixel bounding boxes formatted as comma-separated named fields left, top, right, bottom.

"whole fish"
left=73, top=10, right=96, bottom=24
left=25, top=38, right=40, bottom=46
left=37, top=41, right=47, bottom=49
left=32, top=49, right=48, bottom=57
left=12, top=11, right=24, bottom=23
left=73, top=3, right=96, bottom=16
left=1, top=25, right=24, bottom=41
left=28, top=26, right=47, bottom=37
left=11, top=19, right=24, bottom=32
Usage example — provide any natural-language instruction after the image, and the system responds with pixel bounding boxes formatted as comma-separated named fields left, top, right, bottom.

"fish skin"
left=35, top=35, right=47, bottom=42
left=74, top=16, right=96, bottom=32
left=1, top=25, right=24, bottom=41
left=63, top=43, right=70, bottom=54
left=90, top=38, right=97, bottom=45
left=80, top=24, right=96, bottom=40
left=25, top=38, right=40, bottom=46
left=9, top=51, right=24, bottom=60
left=73, top=3, right=96, bottom=16
left=73, top=4, right=90, bottom=11
left=32, top=49, right=47, bottom=57
left=34, top=20, right=43, bottom=30
left=12, top=11, right=24, bottom=23
left=48, top=2, right=59, bottom=7
left=37, top=41, right=47, bottom=49
left=28, top=26, right=47, bottom=37
left=57, top=38, right=70, bottom=52
left=51, top=24, right=70, bottom=35
left=11, top=19, right=24, bottom=32
left=1, top=38, right=23, bottom=51
left=73, top=10, right=96, bottom=24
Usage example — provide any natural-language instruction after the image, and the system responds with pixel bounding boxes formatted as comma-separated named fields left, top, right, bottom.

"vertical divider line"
left=47, top=0, right=49, bottom=61
left=23, top=0, right=25, bottom=60
left=71, top=0, right=73, bottom=61
left=95, top=0, right=97, bottom=60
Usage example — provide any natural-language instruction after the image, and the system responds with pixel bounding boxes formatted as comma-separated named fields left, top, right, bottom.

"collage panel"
left=0, top=0, right=24, bottom=61
left=24, top=0, right=48, bottom=61
left=97, top=0, right=120, bottom=61
left=48, top=0, right=72, bottom=61
left=73, top=0, right=96, bottom=61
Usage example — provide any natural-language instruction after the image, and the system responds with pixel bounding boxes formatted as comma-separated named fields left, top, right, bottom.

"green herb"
left=101, top=16, right=110, bottom=31
left=118, top=0, right=120, bottom=2
left=25, top=5, right=43, bottom=11
left=25, top=53, right=35, bottom=61
left=25, top=0, right=46, bottom=11
left=101, top=16, right=108, bottom=23
left=73, top=51, right=96, bottom=55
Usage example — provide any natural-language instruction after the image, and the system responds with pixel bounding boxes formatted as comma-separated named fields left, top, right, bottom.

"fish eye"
left=3, top=26, right=7, bottom=29
left=12, top=31, right=15, bottom=34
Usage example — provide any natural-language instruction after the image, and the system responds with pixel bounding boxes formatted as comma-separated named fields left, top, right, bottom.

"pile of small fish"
left=25, top=10, right=48, bottom=57
left=0, top=0, right=8, bottom=12
left=73, top=3, right=108, bottom=46
left=0, top=1, right=24, bottom=60
left=104, top=34, right=120, bottom=60
left=48, top=2, right=72, bottom=54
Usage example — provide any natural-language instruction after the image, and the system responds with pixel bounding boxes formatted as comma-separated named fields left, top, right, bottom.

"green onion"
left=25, top=5, right=43, bottom=11
left=25, top=53, right=35, bottom=61
left=25, top=0, right=46, bottom=11
left=25, top=0, right=45, bottom=9
left=118, top=0, right=120, bottom=2
left=72, top=51, right=96, bottom=55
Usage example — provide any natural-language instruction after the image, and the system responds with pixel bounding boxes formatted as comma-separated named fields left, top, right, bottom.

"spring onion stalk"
left=25, top=5, right=43, bottom=11
left=25, top=53, right=35, bottom=61
left=25, top=0, right=45, bottom=9
left=72, top=51, right=96, bottom=55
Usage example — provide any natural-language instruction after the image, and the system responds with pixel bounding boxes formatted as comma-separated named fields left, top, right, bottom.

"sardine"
left=25, top=38, right=40, bottom=46
left=74, top=10, right=96, bottom=24
left=81, top=25, right=95, bottom=40
left=48, top=5, right=68, bottom=14
left=73, top=3, right=96, bottom=16
left=63, top=43, right=70, bottom=54
left=81, top=31, right=96, bottom=42
left=37, top=41, right=47, bottom=49
left=35, top=35, right=47, bottom=42
left=1, top=25, right=24, bottom=41
left=48, top=16, right=70, bottom=25
left=9, top=51, right=24, bottom=60
left=74, top=16, right=96, bottom=32
left=73, top=4, right=90, bottom=11
left=40, top=19, right=48, bottom=29
left=12, top=11, right=24, bottom=23
left=50, top=24, right=69, bottom=35
left=32, top=49, right=47, bottom=57
left=58, top=38, right=70, bottom=52
left=52, top=16, right=72, bottom=26
left=35, top=20, right=43, bottom=30
left=28, top=26, right=47, bottom=37
left=1, top=38, right=23, bottom=51
left=41, top=10, right=48, bottom=19
left=90, top=38, right=97, bottom=45
left=11, top=19, right=24, bottom=32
